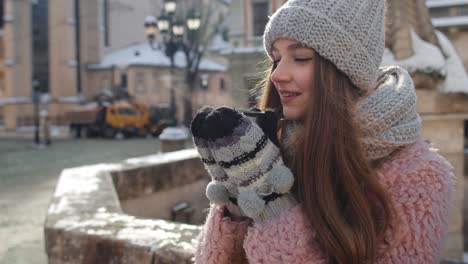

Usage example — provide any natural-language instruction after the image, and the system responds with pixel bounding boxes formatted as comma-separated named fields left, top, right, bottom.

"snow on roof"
left=57, top=95, right=86, bottom=103
left=88, top=43, right=227, bottom=72
left=0, top=94, right=86, bottom=106
left=0, top=97, right=31, bottom=106
left=434, top=31, right=468, bottom=93
left=381, top=30, right=446, bottom=76
left=208, top=34, right=233, bottom=52
left=432, top=16, right=468, bottom=27
left=220, top=45, right=265, bottom=55
left=426, top=0, right=468, bottom=8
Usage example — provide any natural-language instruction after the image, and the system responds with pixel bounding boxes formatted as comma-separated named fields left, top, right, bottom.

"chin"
left=282, top=109, right=302, bottom=121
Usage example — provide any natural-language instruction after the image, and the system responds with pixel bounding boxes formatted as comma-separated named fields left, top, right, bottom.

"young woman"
left=191, top=0, right=455, bottom=263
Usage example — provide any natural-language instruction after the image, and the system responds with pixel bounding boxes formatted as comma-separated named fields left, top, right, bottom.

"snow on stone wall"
left=382, top=31, right=445, bottom=77
left=381, top=30, right=468, bottom=94
left=435, top=31, right=468, bottom=93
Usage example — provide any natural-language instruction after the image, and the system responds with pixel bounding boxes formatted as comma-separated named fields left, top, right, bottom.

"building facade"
left=0, top=0, right=232, bottom=130
left=0, top=0, right=104, bottom=130
left=86, top=43, right=230, bottom=123
left=0, top=0, right=33, bottom=129
left=426, top=0, right=468, bottom=257
left=223, top=0, right=285, bottom=108
left=427, top=0, right=468, bottom=71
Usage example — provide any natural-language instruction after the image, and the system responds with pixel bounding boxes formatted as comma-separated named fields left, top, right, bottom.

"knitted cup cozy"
left=191, top=106, right=296, bottom=219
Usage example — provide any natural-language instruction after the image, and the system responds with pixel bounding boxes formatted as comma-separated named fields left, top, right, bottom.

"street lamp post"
left=144, top=0, right=201, bottom=124
left=32, top=88, right=40, bottom=145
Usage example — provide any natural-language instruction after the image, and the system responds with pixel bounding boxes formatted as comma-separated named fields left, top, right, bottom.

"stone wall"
left=111, top=153, right=210, bottom=224
left=417, top=89, right=467, bottom=260
left=44, top=149, right=208, bottom=264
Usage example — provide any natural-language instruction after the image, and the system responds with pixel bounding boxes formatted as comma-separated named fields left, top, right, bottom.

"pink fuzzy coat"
left=194, top=139, right=455, bottom=263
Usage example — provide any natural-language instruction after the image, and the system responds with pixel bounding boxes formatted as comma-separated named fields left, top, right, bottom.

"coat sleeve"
left=243, top=205, right=328, bottom=263
left=375, top=146, right=455, bottom=263
left=194, top=205, right=251, bottom=264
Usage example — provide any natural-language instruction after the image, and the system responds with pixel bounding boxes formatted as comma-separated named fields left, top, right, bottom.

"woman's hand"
left=191, top=106, right=297, bottom=223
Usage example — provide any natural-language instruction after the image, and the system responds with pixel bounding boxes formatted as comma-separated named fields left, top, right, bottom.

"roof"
left=426, top=0, right=468, bottom=8
left=88, top=43, right=227, bottom=72
left=0, top=97, right=31, bottom=105
left=432, top=16, right=468, bottom=27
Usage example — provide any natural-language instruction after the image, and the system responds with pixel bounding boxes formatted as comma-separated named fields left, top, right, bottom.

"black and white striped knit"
left=191, top=106, right=297, bottom=221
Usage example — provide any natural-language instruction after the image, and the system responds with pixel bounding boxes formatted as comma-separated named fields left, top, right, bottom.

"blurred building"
left=87, top=43, right=230, bottom=123
left=0, top=0, right=105, bottom=130
left=102, top=0, right=232, bottom=121
left=427, top=0, right=468, bottom=71
left=222, top=0, right=286, bottom=108
left=0, top=0, right=232, bottom=131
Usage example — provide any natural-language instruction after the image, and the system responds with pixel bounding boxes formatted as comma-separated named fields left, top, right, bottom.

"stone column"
left=48, top=0, right=79, bottom=121
left=417, top=89, right=468, bottom=260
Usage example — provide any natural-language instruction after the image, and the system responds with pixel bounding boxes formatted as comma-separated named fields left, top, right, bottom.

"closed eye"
left=295, top=58, right=313, bottom=62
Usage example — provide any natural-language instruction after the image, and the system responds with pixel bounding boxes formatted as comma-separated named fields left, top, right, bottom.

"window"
left=252, top=1, right=269, bottom=36
left=103, top=0, right=110, bottom=47
left=32, top=0, right=50, bottom=93
left=456, top=6, right=468, bottom=16
left=117, top=108, right=137, bottom=115
left=135, top=71, right=146, bottom=93
left=152, top=70, right=160, bottom=92
left=0, top=74, right=4, bottom=96
left=101, top=76, right=110, bottom=89
left=0, top=108, right=3, bottom=126
left=219, top=78, right=226, bottom=91
left=121, top=73, right=128, bottom=89
left=0, top=0, right=4, bottom=29
left=430, top=7, right=450, bottom=18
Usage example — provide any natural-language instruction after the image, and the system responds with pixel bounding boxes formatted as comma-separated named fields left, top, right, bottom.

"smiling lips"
left=279, top=90, right=301, bottom=104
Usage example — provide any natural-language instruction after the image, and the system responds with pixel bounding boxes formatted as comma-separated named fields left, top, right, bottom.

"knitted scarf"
left=282, top=66, right=421, bottom=161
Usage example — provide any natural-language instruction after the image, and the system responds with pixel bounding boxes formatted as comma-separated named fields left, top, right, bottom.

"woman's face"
left=270, top=38, right=316, bottom=121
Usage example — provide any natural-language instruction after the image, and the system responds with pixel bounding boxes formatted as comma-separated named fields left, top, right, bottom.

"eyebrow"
left=271, top=42, right=310, bottom=52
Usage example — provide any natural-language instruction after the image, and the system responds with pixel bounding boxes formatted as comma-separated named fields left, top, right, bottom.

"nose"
left=270, top=60, right=291, bottom=84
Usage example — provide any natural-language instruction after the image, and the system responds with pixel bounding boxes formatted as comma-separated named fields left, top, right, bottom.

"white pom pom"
left=267, top=165, right=294, bottom=193
left=206, top=181, right=230, bottom=204
left=238, top=189, right=265, bottom=218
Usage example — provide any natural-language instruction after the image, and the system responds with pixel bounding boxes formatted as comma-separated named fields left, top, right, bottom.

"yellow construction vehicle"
left=66, top=101, right=175, bottom=139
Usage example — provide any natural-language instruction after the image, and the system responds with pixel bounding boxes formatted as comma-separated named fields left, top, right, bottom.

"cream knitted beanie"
left=263, top=0, right=386, bottom=91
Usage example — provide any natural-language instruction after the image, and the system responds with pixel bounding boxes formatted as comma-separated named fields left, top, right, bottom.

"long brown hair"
left=259, top=54, right=393, bottom=264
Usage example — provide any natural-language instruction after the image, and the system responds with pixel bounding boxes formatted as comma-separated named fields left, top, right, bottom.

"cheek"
left=296, top=71, right=314, bottom=93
